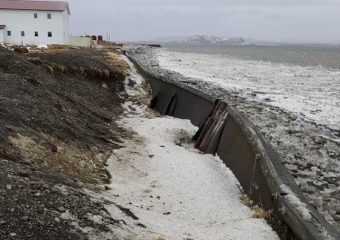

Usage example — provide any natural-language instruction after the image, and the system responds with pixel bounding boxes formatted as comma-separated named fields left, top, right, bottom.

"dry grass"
left=252, top=207, right=274, bottom=219
left=241, top=195, right=273, bottom=220
left=152, top=236, right=167, bottom=240
left=47, top=44, right=70, bottom=50
left=8, top=133, right=110, bottom=184
left=106, top=51, right=130, bottom=74
left=28, top=56, right=118, bottom=81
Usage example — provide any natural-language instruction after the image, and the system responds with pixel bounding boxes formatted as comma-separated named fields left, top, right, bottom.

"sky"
left=67, top=0, right=340, bottom=44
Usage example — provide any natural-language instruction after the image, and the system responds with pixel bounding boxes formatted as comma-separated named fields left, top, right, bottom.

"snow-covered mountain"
left=181, top=35, right=228, bottom=45
left=143, top=35, right=282, bottom=46
left=157, top=35, right=247, bottom=45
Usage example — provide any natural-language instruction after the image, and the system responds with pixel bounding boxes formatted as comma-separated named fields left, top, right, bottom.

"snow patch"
left=280, top=185, right=312, bottom=221
left=103, top=102, right=279, bottom=240
left=60, top=210, right=76, bottom=221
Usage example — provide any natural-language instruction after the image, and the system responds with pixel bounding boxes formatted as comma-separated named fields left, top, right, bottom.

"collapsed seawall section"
left=124, top=47, right=340, bottom=240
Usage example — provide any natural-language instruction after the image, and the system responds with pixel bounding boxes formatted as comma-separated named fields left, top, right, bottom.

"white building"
left=0, top=0, right=70, bottom=45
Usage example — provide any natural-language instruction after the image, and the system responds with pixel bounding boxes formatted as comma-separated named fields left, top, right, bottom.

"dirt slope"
left=0, top=47, right=129, bottom=239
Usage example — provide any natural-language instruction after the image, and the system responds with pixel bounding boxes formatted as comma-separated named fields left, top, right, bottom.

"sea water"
left=155, top=44, right=340, bottom=130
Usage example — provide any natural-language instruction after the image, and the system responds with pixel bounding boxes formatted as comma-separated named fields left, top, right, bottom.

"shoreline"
left=125, top=45, right=340, bottom=231
left=156, top=46, right=340, bottom=132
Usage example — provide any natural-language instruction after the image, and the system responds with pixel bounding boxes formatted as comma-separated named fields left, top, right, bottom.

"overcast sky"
left=67, top=0, right=340, bottom=44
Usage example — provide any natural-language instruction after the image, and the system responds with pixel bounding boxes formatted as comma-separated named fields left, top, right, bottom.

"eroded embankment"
left=0, top=46, right=130, bottom=239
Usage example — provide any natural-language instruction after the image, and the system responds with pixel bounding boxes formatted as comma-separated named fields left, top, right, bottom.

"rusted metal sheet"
left=194, top=100, right=229, bottom=153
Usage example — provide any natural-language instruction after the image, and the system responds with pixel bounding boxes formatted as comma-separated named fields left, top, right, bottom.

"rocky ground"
left=0, top=46, right=135, bottom=239
left=125, top=46, right=340, bottom=232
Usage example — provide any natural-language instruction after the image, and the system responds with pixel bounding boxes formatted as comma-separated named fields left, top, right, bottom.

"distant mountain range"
left=148, top=35, right=273, bottom=46
left=137, top=35, right=340, bottom=46
left=180, top=35, right=246, bottom=45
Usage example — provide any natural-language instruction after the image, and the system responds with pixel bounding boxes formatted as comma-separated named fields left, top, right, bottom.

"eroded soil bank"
left=0, top=46, right=130, bottom=239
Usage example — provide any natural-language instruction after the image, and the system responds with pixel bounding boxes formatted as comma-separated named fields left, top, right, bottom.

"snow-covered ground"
left=156, top=49, right=340, bottom=131
left=99, top=59, right=279, bottom=240
left=104, top=106, right=278, bottom=240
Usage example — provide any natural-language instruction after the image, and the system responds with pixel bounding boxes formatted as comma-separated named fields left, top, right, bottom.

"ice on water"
left=156, top=48, right=340, bottom=131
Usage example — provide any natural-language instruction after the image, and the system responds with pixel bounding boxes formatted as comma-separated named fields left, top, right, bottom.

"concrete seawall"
left=125, top=50, right=340, bottom=240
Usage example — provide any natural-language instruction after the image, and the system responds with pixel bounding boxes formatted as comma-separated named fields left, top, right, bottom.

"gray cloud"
left=67, top=0, right=340, bottom=43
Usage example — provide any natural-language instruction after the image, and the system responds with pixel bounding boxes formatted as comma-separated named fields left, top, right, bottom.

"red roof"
left=0, top=0, right=70, bottom=14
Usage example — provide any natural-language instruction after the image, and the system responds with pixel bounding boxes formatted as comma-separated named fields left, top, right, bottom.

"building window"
left=48, top=32, right=52, bottom=38
left=35, top=31, right=38, bottom=37
left=47, top=13, right=52, bottom=19
left=7, top=31, right=11, bottom=36
left=21, top=31, right=25, bottom=37
left=34, top=13, right=38, bottom=18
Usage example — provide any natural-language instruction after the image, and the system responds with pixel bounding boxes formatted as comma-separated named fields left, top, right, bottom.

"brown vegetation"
left=252, top=207, right=274, bottom=220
